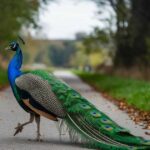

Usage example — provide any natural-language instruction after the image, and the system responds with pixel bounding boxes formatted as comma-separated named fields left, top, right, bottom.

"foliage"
left=70, top=41, right=88, bottom=68
left=0, top=0, right=54, bottom=62
left=76, top=71, right=150, bottom=111
left=34, top=50, right=45, bottom=63
left=89, top=52, right=106, bottom=67
left=90, top=0, right=150, bottom=67
left=72, top=29, right=113, bottom=69
left=48, top=41, right=76, bottom=67
left=114, top=0, right=150, bottom=67
left=83, top=27, right=110, bottom=54
left=0, top=0, right=40, bottom=45
left=73, top=30, right=113, bottom=69
left=0, top=67, right=8, bottom=89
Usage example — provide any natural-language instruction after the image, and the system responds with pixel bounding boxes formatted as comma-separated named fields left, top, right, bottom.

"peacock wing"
left=15, top=73, right=66, bottom=118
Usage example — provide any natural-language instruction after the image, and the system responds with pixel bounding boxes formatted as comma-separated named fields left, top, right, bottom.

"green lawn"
left=75, top=71, right=150, bottom=111
left=0, top=68, right=8, bottom=89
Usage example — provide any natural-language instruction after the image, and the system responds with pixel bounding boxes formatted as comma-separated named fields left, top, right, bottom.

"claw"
left=14, top=123, right=24, bottom=136
left=36, top=133, right=42, bottom=142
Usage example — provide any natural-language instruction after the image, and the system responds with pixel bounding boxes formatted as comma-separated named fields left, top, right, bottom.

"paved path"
left=0, top=71, right=149, bottom=150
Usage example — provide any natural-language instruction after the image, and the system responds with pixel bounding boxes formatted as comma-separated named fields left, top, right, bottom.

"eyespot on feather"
left=100, top=118, right=112, bottom=124
left=103, top=125, right=113, bottom=131
left=72, top=91, right=80, bottom=96
left=90, top=110, right=101, bottom=118
left=80, top=104, right=91, bottom=109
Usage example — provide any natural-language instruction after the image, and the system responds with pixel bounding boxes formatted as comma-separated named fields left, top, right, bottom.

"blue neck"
left=8, top=47, right=23, bottom=87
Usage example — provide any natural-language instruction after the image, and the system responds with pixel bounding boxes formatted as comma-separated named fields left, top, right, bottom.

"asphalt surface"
left=0, top=70, right=149, bottom=150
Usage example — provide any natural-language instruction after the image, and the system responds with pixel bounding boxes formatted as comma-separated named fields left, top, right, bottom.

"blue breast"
left=8, top=49, right=23, bottom=87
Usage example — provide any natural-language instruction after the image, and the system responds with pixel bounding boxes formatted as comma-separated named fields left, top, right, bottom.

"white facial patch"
left=12, top=43, right=16, bottom=49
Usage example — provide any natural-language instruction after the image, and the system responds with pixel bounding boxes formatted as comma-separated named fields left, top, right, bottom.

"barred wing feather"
left=15, top=73, right=66, bottom=118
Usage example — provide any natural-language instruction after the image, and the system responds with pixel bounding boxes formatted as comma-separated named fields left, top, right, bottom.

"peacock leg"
left=14, top=113, right=34, bottom=136
left=35, top=114, right=42, bottom=141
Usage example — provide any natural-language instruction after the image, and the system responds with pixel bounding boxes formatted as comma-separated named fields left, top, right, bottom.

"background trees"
left=48, top=41, right=76, bottom=67
left=0, top=0, right=51, bottom=65
left=90, top=0, right=150, bottom=68
left=1, top=0, right=150, bottom=77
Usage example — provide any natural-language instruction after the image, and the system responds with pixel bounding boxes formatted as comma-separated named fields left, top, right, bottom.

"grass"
left=0, top=68, right=9, bottom=89
left=75, top=71, right=150, bottom=112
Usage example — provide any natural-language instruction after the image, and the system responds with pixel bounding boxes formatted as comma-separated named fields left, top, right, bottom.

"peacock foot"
left=36, top=133, right=42, bottom=142
left=14, top=123, right=24, bottom=136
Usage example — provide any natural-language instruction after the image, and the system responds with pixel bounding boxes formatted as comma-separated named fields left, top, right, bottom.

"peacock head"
left=5, top=41, right=19, bottom=51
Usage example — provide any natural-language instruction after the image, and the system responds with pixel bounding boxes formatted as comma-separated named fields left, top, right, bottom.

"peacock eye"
left=100, top=118, right=112, bottom=124
left=80, top=104, right=91, bottom=109
left=90, top=110, right=101, bottom=118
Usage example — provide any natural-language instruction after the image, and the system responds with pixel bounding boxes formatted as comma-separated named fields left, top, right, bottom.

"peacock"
left=6, top=40, right=150, bottom=150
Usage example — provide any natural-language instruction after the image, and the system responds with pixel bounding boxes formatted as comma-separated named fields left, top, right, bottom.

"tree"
left=83, top=27, right=110, bottom=54
left=0, top=0, right=53, bottom=63
left=0, top=0, right=41, bottom=43
left=75, top=32, right=87, bottom=41
left=128, top=0, right=150, bottom=66
left=90, top=0, right=150, bottom=68
left=114, top=0, right=150, bottom=67
left=48, top=41, right=76, bottom=67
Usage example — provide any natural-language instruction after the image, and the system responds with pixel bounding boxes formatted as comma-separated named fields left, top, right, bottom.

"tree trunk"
left=114, top=0, right=150, bottom=67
